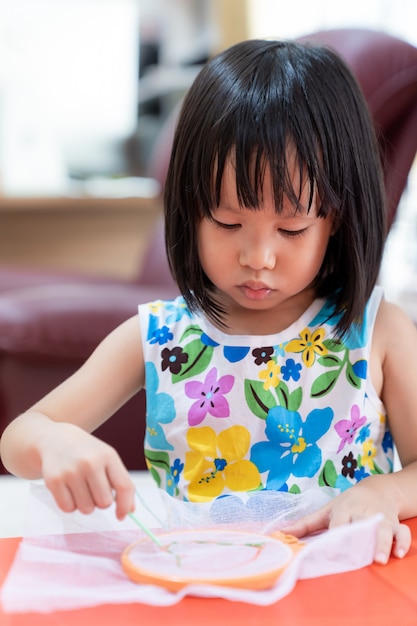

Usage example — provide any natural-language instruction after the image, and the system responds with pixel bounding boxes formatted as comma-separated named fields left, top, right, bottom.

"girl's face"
left=197, top=157, right=334, bottom=334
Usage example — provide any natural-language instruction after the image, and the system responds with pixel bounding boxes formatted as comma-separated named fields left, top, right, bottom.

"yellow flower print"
left=149, top=301, right=164, bottom=314
left=362, top=439, right=376, bottom=470
left=291, top=436, right=307, bottom=454
left=285, top=327, right=327, bottom=367
left=258, top=359, right=281, bottom=390
left=183, top=425, right=261, bottom=502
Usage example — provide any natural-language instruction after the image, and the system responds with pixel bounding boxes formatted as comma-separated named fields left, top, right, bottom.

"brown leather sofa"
left=1, top=28, right=417, bottom=473
left=0, top=222, right=178, bottom=473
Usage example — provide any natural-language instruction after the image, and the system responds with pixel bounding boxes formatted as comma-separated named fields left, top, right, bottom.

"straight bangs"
left=194, top=45, right=340, bottom=219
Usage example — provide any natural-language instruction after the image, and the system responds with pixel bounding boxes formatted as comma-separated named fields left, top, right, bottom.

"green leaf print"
left=311, top=370, right=338, bottom=398
left=318, top=459, right=338, bottom=488
left=346, top=361, right=361, bottom=388
left=276, top=380, right=290, bottom=408
left=311, top=341, right=363, bottom=398
left=276, top=381, right=302, bottom=411
left=244, top=379, right=276, bottom=419
left=172, top=340, right=214, bottom=382
left=317, top=354, right=342, bottom=367
left=179, top=325, right=203, bottom=341
left=288, top=386, right=303, bottom=412
left=323, top=338, right=344, bottom=352
left=372, top=461, right=384, bottom=475
left=145, top=449, right=171, bottom=472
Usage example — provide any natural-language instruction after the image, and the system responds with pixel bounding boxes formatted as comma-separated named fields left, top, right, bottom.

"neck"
left=214, top=289, right=318, bottom=336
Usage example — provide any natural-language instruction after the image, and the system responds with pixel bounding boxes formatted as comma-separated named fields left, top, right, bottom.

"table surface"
left=1, top=474, right=416, bottom=626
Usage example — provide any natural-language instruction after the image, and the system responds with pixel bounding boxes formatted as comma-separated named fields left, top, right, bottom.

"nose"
left=239, top=232, right=276, bottom=271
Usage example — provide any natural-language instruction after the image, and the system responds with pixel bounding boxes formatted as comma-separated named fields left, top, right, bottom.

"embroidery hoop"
left=121, top=528, right=303, bottom=591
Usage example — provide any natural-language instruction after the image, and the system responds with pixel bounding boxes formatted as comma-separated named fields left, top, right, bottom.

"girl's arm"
left=282, top=300, right=417, bottom=563
left=0, top=315, right=144, bottom=520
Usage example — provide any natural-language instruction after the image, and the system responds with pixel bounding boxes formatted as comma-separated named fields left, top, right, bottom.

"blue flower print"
left=223, top=346, right=250, bottom=362
left=165, top=458, right=184, bottom=496
left=201, top=332, right=249, bottom=362
left=150, top=325, right=173, bottom=345
left=274, top=343, right=286, bottom=358
left=352, top=359, right=367, bottom=379
left=382, top=429, right=393, bottom=453
left=201, top=333, right=219, bottom=347
left=250, top=405, right=334, bottom=490
left=309, top=300, right=340, bottom=329
left=335, top=474, right=352, bottom=492
left=171, top=458, right=184, bottom=484
left=309, top=300, right=368, bottom=349
left=146, top=313, right=161, bottom=342
left=144, top=362, right=175, bottom=450
left=354, top=466, right=370, bottom=481
left=281, top=358, right=302, bottom=382
left=165, top=299, right=192, bottom=324
left=355, top=424, right=371, bottom=444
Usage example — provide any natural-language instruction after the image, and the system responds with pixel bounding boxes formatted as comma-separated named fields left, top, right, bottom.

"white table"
left=0, top=471, right=156, bottom=538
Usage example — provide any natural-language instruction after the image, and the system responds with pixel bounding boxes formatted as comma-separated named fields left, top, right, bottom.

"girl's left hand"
left=281, top=476, right=411, bottom=564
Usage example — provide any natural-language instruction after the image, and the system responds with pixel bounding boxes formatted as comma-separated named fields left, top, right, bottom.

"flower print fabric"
left=138, top=287, right=393, bottom=502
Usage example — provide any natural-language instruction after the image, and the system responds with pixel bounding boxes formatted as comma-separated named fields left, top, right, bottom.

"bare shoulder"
left=97, top=314, right=142, bottom=348
left=370, top=298, right=417, bottom=398
left=374, top=298, right=417, bottom=352
left=374, top=298, right=417, bottom=466
left=88, top=314, right=144, bottom=377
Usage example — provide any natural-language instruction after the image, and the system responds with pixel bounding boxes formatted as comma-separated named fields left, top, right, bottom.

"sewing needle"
left=127, top=511, right=164, bottom=549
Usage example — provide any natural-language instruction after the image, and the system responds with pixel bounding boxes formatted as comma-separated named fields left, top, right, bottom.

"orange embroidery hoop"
left=121, top=528, right=303, bottom=592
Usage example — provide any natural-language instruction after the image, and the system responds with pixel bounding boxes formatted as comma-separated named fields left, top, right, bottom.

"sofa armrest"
left=0, top=282, right=179, bottom=361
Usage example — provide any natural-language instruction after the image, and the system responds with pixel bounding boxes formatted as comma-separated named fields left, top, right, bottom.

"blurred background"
left=0, top=0, right=416, bottom=286
left=1, top=0, right=416, bottom=193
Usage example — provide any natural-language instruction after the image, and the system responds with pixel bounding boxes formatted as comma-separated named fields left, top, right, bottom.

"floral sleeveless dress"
left=138, top=287, right=393, bottom=502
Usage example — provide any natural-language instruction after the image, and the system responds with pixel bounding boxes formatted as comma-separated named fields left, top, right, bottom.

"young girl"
left=1, top=39, right=417, bottom=565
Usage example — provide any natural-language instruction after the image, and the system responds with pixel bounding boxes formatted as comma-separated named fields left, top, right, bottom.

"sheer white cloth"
left=0, top=483, right=380, bottom=613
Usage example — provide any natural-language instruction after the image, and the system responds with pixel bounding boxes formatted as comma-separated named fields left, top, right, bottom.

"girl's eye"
left=212, top=218, right=240, bottom=230
left=279, top=228, right=307, bottom=238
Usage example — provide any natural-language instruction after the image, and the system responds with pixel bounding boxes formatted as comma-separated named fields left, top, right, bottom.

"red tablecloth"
left=1, top=518, right=417, bottom=626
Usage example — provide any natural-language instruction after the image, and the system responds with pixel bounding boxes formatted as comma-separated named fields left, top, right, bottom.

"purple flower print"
left=185, top=367, right=234, bottom=426
left=334, top=404, right=367, bottom=453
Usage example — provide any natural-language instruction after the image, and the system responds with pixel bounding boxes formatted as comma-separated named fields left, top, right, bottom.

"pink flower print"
left=185, top=367, right=234, bottom=426
left=334, top=404, right=367, bottom=453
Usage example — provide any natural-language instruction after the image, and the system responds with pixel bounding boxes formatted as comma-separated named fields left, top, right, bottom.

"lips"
left=238, top=282, right=273, bottom=301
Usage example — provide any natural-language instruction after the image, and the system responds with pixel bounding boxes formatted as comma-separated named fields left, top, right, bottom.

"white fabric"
left=0, top=483, right=380, bottom=613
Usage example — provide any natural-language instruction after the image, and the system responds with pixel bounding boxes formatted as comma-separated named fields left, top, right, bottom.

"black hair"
left=164, top=38, right=387, bottom=337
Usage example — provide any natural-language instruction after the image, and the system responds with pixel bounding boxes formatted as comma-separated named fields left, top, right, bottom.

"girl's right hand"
left=39, top=422, right=136, bottom=520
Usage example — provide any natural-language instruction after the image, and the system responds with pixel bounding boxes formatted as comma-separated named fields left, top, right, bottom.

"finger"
left=106, top=464, right=136, bottom=520
left=46, top=473, right=95, bottom=514
left=393, top=523, right=412, bottom=560
left=374, top=520, right=411, bottom=564
left=46, top=479, right=77, bottom=513
left=86, top=468, right=116, bottom=511
left=281, top=506, right=331, bottom=538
